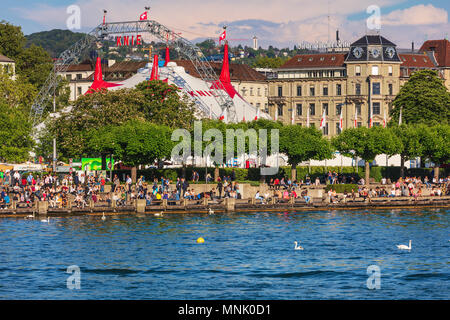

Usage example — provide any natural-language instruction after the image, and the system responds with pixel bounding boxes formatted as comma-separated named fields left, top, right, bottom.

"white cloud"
left=382, top=4, right=448, bottom=26
left=14, top=0, right=450, bottom=49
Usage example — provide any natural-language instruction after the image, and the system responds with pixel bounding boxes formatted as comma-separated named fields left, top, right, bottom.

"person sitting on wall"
left=255, top=191, right=264, bottom=204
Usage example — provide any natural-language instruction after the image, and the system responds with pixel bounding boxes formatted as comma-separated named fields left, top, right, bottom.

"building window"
left=323, top=86, right=328, bottom=96
left=277, top=105, right=283, bottom=116
left=323, top=103, right=328, bottom=116
left=310, top=86, right=315, bottom=96
left=296, top=85, right=302, bottom=96
left=296, top=103, right=302, bottom=116
left=250, top=88, right=254, bottom=96
left=355, top=66, right=361, bottom=76
left=66, top=74, right=72, bottom=81
left=76, top=74, right=82, bottom=80
left=373, top=122, right=381, bottom=127
left=388, top=83, right=393, bottom=96
left=310, top=123, right=316, bottom=128
left=323, top=123, right=329, bottom=135
left=372, top=66, right=379, bottom=76
left=357, top=122, right=362, bottom=127
left=372, top=102, right=381, bottom=115
left=242, top=87, right=246, bottom=96
left=336, top=104, right=343, bottom=116
left=336, top=122, right=342, bottom=134
left=265, top=103, right=269, bottom=113
left=256, top=103, right=261, bottom=110
left=372, top=82, right=381, bottom=95
left=336, top=84, right=342, bottom=96
left=388, top=66, right=393, bottom=76
left=355, top=83, right=361, bottom=95
left=309, top=103, right=315, bottom=116
left=355, top=103, right=361, bottom=115
left=77, top=87, right=82, bottom=95
left=265, top=88, right=268, bottom=97
left=278, top=86, right=283, bottom=97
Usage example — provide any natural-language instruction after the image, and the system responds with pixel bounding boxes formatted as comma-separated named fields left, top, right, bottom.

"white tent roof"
left=112, top=61, right=271, bottom=123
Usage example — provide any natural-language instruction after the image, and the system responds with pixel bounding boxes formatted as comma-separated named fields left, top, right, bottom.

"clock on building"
left=385, top=47, right=396, bottom=59
left=371, top=48, right=381, bottom=58
left=353, top=47, right=364, bottom=59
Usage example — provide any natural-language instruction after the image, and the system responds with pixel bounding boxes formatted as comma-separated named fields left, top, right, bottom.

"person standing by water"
left=217, top=179, right=223, bottom=199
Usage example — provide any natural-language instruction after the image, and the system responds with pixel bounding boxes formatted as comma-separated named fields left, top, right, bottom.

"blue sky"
left=1, top=0, right=449, bottom=48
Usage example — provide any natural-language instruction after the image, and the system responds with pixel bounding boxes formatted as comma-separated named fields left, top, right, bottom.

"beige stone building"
left=268, top=35, right=449, bottom=136
left=0, top=54, right=16, bottom=80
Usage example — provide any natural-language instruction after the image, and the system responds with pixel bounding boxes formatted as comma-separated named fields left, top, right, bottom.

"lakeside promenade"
left=1, top=185, right=449, bottom=218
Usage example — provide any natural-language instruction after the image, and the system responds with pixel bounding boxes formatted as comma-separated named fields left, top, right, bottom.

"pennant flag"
left=339, top=107, right=344, bottom=131
left=219, top=30, right=227, bottom=45
left=354, top=106, right=358, bottom=128
left=383, top=109, right=387, bottom=128
left=291, top=108, right=295, bottom=125
left=86, top=57, right=122, bottom=94
left=319, top=108, right=326, bottom=129
left=219, top=109, right=227, bottom=121
left=399, top=106, right=403, bottom=125
left=139, top=11, right=148, bottom=21
left=210, top=43, right=241, bottom=99
left=274, top=107, right=278, bottom=121
left=149, top=55, right=159, bottom=81
left=164, top=47, right=170, bottom=66
left=242, top=116, right=246, bottom=122
left=254, top=108, right=260, bottom=121
left=369, top=103, right=373, bottom=128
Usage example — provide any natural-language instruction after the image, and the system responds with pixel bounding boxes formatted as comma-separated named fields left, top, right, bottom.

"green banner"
left=81, top=158, right=114, bottom=171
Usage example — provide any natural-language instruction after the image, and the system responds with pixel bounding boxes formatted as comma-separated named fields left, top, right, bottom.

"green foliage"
left=94, top=120, right=175, bottom=167
left=251, top=56, right=289, bottom=68
left=135, top=80, right=196, bottom=129
left=421, top=124, right=450, bottom=167
left=25, top=29, right=88, bottom=58
left=0, top=73, right=34, bottom=162
left=0, top=21, right=26, bottom=60
left=332, top=126, right=402, bottom=162
left=16, top=44, right=53, bottom=88
left=390, top=70, right=450, bottom=125
left=279, top=125, right=334, bottom=168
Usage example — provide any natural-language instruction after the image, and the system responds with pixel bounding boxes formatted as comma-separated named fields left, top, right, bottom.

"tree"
left=87, top=120, right=174, bottom=181
left=135, top=80, right=196, bottom=129
left=251, top=56, right=288, bottom=68
left=332, top=127, right=402, bottom=185
left=0, top=72, right=35, bottom=162
left=390, top=70, right=450, bottom=125
left=390, top=124, right=426, bottom=178
left=280, top=125, right=333, bottom=180
left=421, top=124, right=450, bottom=181
left=0, top=21, right=26, bottom=60
left=16, top=44, right=53, bottom=89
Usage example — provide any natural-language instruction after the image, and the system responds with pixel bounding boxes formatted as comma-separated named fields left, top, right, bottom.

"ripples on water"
left=0, top=208, right=448, bottom=300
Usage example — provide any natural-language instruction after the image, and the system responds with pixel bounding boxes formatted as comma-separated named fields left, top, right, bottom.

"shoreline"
left=1, top=196, right=448, bottom=218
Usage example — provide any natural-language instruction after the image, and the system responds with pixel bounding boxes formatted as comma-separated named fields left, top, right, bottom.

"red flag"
left=139, top=11, right=148, bottom=20
left=219, top=30, right=226, bottom=44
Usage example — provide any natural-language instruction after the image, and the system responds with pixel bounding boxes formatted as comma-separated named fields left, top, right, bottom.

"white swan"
left=41, top=216, right=50, bottom=223
left=154, top=211, right=164, bottom=217
left=101, top=212, right=106, bottom=221
left=208, top=208, right=214, bottom=215
left=396, top=240, right=412, bottom=250
left=25, top=212, right=35, bottom=219
left=294, top=241, right=304, bottom=250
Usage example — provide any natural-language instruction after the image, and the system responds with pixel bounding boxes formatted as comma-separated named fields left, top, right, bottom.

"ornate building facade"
left=268, top=35, right=449, bottom=136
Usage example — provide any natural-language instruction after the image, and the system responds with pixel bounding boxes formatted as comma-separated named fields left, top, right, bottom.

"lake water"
left=0, top=208, right=448, bottom=300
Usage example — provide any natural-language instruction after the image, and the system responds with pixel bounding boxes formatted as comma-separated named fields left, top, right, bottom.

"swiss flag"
left=219, top=30, right=226, bottom=44
left=139, top=12, right=148, bottom=20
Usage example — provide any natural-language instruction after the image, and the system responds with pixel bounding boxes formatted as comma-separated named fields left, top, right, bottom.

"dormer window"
left=331, top=56, right=336, bottom=61
left=320, top=57, right=324, bottom=61
left=309, top=57, right=313, bottom=61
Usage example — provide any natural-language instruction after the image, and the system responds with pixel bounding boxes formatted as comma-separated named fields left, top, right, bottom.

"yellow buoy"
left=197, top=237, right=205, bottom=244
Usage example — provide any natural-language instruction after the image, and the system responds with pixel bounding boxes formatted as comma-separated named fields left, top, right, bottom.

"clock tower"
left=345, top=35, right=402, bottom=128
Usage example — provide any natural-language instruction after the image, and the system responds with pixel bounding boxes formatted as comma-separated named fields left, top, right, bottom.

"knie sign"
left=116, top=35, right=143, bottom=47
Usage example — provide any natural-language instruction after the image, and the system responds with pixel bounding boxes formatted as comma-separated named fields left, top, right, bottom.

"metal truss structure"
left=30, top=20, right=237, bottom=127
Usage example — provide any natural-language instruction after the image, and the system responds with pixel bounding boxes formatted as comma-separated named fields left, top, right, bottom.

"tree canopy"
left=390, top=70, right=450, bottom=125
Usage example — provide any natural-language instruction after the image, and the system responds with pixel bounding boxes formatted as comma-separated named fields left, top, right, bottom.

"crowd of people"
left=0, top=168, right=448, bottom=210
